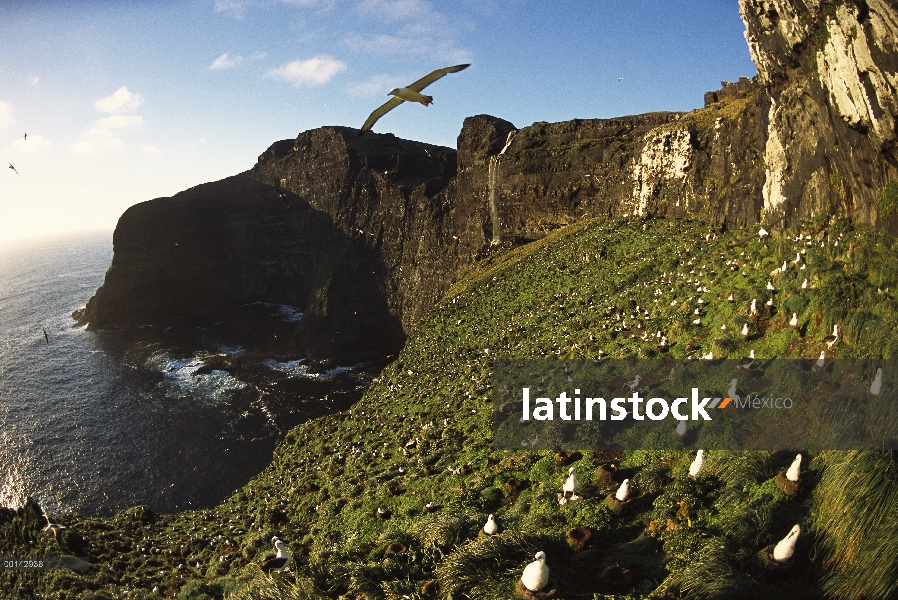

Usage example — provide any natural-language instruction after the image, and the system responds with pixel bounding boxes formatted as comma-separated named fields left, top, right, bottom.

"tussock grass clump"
left=814, top=451, right=898, bottom=600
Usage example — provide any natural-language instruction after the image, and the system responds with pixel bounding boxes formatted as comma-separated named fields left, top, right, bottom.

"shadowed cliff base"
left=74, top=173, right=405, bottom=363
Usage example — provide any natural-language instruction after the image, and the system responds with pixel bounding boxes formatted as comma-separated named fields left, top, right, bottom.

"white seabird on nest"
left=727, top=378, right=738, bottom=400
left=814, top=350, right=827, bottom=369
left=675, top=420, right=687, bottom=438
left=750, top=299, right=758, bottom=317
left=260, top=539, right=292, bottom=574
left=521, top=551, right=550, bottom=592
left=688, top=449, right=704, bottom=477
left=870, top=367, right=883, bottom=395
left=560, top=466, right=580, bottom=504
left=772, top=525, right=800, bottom=563
left=789, top=313, right=799, bottom=331
left=786, top=454, right=802, bottom=482
left=759, top=227, right=769, bottom=239
left=823, top=324, right=839, bottom=348
left=615, top=478, right=630, bottom=501
left=359, top=64, right=471, bottom=134
left=802, top=278, right=809, bottom=289
left=483, top=514, right=498, bottom=535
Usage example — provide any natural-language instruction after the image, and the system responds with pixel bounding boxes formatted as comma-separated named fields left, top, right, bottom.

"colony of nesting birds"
left=3, top=215, right=898, bottom=599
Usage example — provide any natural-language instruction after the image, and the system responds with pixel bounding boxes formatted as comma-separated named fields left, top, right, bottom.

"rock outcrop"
left=740, top=0, right=898, bottom=227
left=75, top=2, right=898, bottom=362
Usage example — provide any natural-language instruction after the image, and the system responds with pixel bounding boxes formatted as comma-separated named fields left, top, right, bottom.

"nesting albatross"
left=359, top=64, right=470, bottom=134
left=260, top=538, right=292, bottom=574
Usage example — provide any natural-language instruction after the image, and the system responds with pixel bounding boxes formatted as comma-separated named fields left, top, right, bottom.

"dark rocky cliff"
left=75, top=2, right=898, bottom=362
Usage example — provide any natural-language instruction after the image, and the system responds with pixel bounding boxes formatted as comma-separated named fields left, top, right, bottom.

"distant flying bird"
left=618, top=77, right=624, bottom=81
left=277, top=189, right=289, bottom=208
left=8, top=163, right=18, bottom=174
left=359, top=64, right=470, bottom=134
left=23, top=133, right=27, bottom=141
left=43, top=329, right=49, bottom=343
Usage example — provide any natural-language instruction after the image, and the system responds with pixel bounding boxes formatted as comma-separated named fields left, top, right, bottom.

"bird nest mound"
left=515, top=579, right=559, bottom=599
left=385, top=541, right=407, bottom=555
left=759, top=544, right=795, bottom=581
left=605, top=493, right=631, bottom=515
left=593, top=464, right=618, bottom=489
left=504, top=478, right=529, bottom=495
left=774, top=471, right=801, bottom=497
left=565, top=526, right=593, bottom=551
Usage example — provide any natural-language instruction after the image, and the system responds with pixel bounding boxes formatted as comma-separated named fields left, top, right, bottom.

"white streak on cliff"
left=488, top=130, right=516, bottom=245
left=763, top=101, right=788, bottom=213
left=631, top=128, right=693, bottom=216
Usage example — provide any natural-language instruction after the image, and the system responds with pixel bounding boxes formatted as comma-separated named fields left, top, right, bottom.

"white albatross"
left=688, top=449, right=704, bottom=477
left=520, top=551, right=550, bottom=592
left=260, top=539, right=292, bottom=574
left=359, top=64, right=470, bottom=134
left=772, top=524, right=800, bottom=563
left=871, top=367, right=883, bottom=395
left=675, top=420, right=687, bottom=437
left=786, top=454, right=802, bottom=482
left=483, top=514, right=498, bottom=535
left=615, top=478, right=630, bottom=502
left=560, top=466, right=580, bottom=503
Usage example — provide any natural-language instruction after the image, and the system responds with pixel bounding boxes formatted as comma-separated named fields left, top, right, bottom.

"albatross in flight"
left=8, top=163, right=18, bottom=174
left=359, top=64, right=470, bottom=135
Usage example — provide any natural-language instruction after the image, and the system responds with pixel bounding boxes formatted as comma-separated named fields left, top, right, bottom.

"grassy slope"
left=4, top=216, right=898, bottom=599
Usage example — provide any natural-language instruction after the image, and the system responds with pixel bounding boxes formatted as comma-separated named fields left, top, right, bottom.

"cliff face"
left=76, top=2, right=898, bottom=362
left=740, top=0, right=898, bottom=227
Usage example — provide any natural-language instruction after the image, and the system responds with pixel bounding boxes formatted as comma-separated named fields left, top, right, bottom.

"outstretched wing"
left=360, top=96, right=404, bottom=134
left=406, top=64, right=470, bottom=93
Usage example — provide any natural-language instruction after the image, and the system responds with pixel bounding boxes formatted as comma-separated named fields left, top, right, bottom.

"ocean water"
left=0, top=231, right=372, bottom=517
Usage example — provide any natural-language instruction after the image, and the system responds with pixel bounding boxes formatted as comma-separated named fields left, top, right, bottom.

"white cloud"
left=142, top=145, right=163, bottom=155
left=0, top=102, right=15, bottom=129
left=266, top=56, right=346, bottom=87
left=70, top=138, right=123, bottom=155
left=355, top=0, right=436, bottom=22
left=215, top=0, right=330, bottom=19
left=214, top=0, right=253, bottom=18
left=252, top=51, right=268, bottom=60
left=94, top=86, right=144, bottom=114
left=343, top=33, right=470, bottom=63
left=7, top=135, right=53, bottom=154
left=346, top=0, right=469, bottom=63
left=210, top=53, right=243, bottom=70
left=84, top=115, right=144, bottom=139
left=28, top=75, right=39, bottom=85
left=348, top=74, right=401, bottom=97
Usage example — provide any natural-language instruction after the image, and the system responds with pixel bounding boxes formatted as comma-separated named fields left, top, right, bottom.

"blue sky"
left=0, top=0, right=756, bottom=245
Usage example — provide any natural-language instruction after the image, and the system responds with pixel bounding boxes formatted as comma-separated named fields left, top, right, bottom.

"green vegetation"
left=880, top=180, right=898, bottom=219
left=4, top=217, right=898, bottom=598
